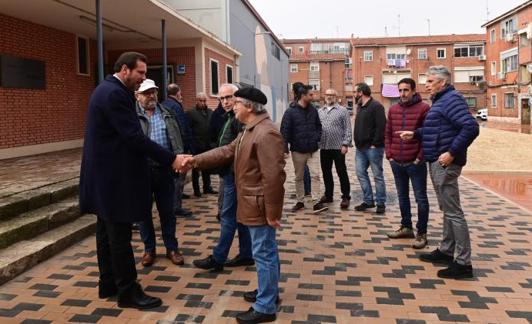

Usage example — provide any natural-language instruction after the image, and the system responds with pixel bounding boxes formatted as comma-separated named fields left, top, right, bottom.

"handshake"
left=171, top=154, right=197, bottom=173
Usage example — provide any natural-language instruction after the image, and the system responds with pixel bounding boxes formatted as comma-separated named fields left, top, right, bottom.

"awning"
left=382, top=83, right=400, bottom=98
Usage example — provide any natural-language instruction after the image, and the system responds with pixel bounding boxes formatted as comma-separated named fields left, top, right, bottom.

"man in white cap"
left=135, top=79, right=185, bottom=267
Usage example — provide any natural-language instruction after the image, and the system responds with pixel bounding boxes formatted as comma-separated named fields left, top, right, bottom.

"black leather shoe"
left=419, top=249, right=454, bottom=265
left=354, top=202, right=375, bottom=211
left=193, top=255, right=224, bottom=272
left=194, top=191, right=202, bottom=198
left=236, top=307, right=276, bottom=324
left=376, top=204, right=386, bottom=214
left=182, top=193, right=191, bottom=199
left=117, top=283, right=162, bottom=309
left=225, top=255, right=254, bottom=267
left=437, top=261, right=474, bottom=279
left=98, top=281, right=117, bottom=299
left=204, top=188, right=218, bottom=194
left=243, top=289, right=280, bottom=304
left=175, top=208, right=193, bottom=217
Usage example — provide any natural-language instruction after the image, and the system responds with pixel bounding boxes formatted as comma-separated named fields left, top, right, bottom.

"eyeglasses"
left=219, top=95, right=233, bottom=101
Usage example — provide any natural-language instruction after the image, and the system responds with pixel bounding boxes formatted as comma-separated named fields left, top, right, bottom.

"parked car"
left=476, top=108, right=488, bottom=121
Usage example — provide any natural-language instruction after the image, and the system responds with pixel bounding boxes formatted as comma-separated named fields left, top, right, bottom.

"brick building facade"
left=483, top=0, right=532, bottom=124
left=284, top=34, right=487, bottom=113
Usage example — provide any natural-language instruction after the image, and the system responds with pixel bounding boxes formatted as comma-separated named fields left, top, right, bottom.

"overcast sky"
left=248, top=0, right=526, bottom=39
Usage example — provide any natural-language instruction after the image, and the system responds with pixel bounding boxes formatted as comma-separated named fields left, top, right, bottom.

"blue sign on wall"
left=177, top=64, right=186, bottom=75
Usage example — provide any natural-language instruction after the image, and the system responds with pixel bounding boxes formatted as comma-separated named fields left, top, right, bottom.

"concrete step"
left=0, top=178, right=79, bottom=221
left=0, top=196, right=81, bottom=249
left=0, top=214, right=96, bottom=285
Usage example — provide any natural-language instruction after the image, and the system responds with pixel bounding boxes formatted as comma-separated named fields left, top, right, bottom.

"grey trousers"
left=429, top=161, right=472, bottom=266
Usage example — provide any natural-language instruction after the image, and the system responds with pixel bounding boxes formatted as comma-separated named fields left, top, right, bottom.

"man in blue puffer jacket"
left=280, top=83, right=327, bottom=213
left=398, top=65, right=479, bottom=279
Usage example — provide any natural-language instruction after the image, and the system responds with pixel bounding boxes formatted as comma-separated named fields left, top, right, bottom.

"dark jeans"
left=320, top=149, right=351, bottom=199
left=303, top=164, right=311, bottom=195
left=173, top=172, right=186, bottom=211
left=192, top=169, right=212, bottom=194
left=96, top=217, right=137, bottom=295
left=139, top=167, right=178, bottom=253
left=390, top=160, right=429, bottom=233
left=213, top=173, right=252, bottom=264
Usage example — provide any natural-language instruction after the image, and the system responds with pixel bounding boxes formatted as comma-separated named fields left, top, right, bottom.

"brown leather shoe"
left=141, top=252, right=156, bottom=267
left=166, top=250, right=184, bottom=265
left=340, top=198, right=350, bottom=209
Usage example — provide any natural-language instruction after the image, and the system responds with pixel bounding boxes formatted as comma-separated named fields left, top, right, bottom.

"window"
left=310, top=62, right=320, bottom=71
left=501, top=17, right=517, bottom=38
left=309, top=42, right=349, bottom=54
left=271, top=41, right=280, bottom=60
left=418, top=73, right=427, bottom=84
left=386, top=53, right=406, bottom=60
left=226, top=65, right=233, bottom=84
left=286, top=47, right=292, bottom=55
left=290, top=64, right=298, bottom=73
left=210, top=59, right=219, bottom=95
left=465, top=97, right=477, bottom=108
left=437, top=48, right=446, bottom=59
left=469, top=75, right=483, bottom=82
left=363, top=50, right=373, bottom=61
left=490, top=29, right=496, bottom=43
left=491, top=61, right=496, bottom=76
left=308, top=79, right=320, bottom=91
left=501, top=54, right=518, bottom=73
left=298, top=46, right=304, bottom=54
left=364, top=75, right=374, bottom=86
left=345, top=57, right=352, bottom=68
left=504, top=93, right=515, bottom=108
left=418, top=48, right=427, bottom=60
left=491, top=94, right=497, bottom=108
left=454, top=44, right=484, bottom=57
left=76, top=36, right=89, bottom=75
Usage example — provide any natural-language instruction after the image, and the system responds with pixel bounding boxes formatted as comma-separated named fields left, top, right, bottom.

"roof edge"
left=481, top=0, right=532, bottom=28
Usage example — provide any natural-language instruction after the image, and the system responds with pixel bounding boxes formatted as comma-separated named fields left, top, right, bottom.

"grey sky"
left=248, top=0, right=526, bottom=39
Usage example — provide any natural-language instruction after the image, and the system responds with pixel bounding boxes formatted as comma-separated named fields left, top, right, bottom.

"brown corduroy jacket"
left=194, top=113, right=286, bottom=226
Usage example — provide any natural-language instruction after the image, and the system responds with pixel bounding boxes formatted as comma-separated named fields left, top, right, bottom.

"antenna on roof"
left=397, top=14, right=401, bottom=36
left=385, top=26, right=388, bottom=37
left=486, top=0, right=490, bottom=22
left=427, top=18, right=431, bottom=36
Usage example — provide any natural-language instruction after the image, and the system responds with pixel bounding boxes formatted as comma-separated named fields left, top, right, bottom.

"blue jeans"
left=248, top=225, right=279, bottom=315
left=139, top=167, right=178, bottom=252
left=213, top=173, right=252, bottom=264
left=304, top=164, right=311, bottom=195
left=390, top=161, right=429, bottom=233
left=355, top=147, right=386, bottom=205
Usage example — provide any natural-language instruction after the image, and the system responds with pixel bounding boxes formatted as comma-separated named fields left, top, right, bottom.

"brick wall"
left=107, top=47, right=196, bottom=109
left=0, top=14, right=96, bottom=149
left=204, top=48, right=235, bottom=109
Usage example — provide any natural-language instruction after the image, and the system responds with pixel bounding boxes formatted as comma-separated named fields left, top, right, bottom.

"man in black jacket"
left=280, top=83, right=327, bottom=213
left=187, top=93, right=217, bottom=197
left=353, top=82, right=387, bottom=214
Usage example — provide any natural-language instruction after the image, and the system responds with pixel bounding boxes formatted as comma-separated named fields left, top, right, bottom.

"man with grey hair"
left=398, top=65, right=479, bottom=279
left=193, top=83, right=253, bottom=272
left=182, top=87, right=285, bottom=323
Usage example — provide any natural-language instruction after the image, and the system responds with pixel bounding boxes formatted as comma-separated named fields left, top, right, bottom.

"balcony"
left=308, top=70, right=320, bottom=79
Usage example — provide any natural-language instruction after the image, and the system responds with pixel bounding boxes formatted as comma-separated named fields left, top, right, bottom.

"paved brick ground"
left=1, top=152, right=532, bottom=323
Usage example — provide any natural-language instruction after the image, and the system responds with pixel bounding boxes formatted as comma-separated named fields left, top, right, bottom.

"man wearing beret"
left=182, top=87, right=286, bottom=323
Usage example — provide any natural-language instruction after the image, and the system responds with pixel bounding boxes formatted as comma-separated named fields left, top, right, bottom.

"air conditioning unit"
left=505, top=33, right=514, bottom=42
left=527, top=63, right=532, bottom=73
left=497, top=72, right=506, bottom=80
left=478, top=54, right=486, bottom=61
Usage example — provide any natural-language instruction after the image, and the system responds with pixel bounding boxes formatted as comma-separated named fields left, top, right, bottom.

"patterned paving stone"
left=1, top=154, right=532, bottom=323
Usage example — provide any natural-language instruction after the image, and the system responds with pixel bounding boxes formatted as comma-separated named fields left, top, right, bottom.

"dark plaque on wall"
left=0, top=54, right=46, bottom=89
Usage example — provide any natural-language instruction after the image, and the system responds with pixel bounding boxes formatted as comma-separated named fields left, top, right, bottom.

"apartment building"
left=282, top=38, right=354, bottom=107
left=482, top=0, right=532, bottom=124
left=351, top=34, right=487, bottom=110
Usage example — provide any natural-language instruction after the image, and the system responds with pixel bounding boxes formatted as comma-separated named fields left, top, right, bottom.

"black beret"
left=234, top=87, right=267, bottom=105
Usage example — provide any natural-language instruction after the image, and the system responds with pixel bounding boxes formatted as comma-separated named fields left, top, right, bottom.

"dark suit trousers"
left=96, top=217, right=137, bottom=294
left=320, top=149, right=351, bottom=199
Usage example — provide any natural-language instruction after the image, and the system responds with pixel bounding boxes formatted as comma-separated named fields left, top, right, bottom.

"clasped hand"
left=172, top=154, right=194, bottom=173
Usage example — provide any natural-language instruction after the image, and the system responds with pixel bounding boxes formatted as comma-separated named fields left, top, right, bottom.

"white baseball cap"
left=137, top=79, right=159, bottom=93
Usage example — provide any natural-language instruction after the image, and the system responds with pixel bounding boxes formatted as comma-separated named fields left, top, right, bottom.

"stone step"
left=0, top=196, right=81, bottom=250
left=0, top=178, right=79, bottom=221
left=0, top=214, right=96, bottom=285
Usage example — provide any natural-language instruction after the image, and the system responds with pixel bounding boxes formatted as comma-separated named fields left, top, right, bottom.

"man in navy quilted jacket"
left=398, top=66, right=479, bottom=279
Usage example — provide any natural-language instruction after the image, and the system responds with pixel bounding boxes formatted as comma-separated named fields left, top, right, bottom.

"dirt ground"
left=464, top=126, right=532, bottom=172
